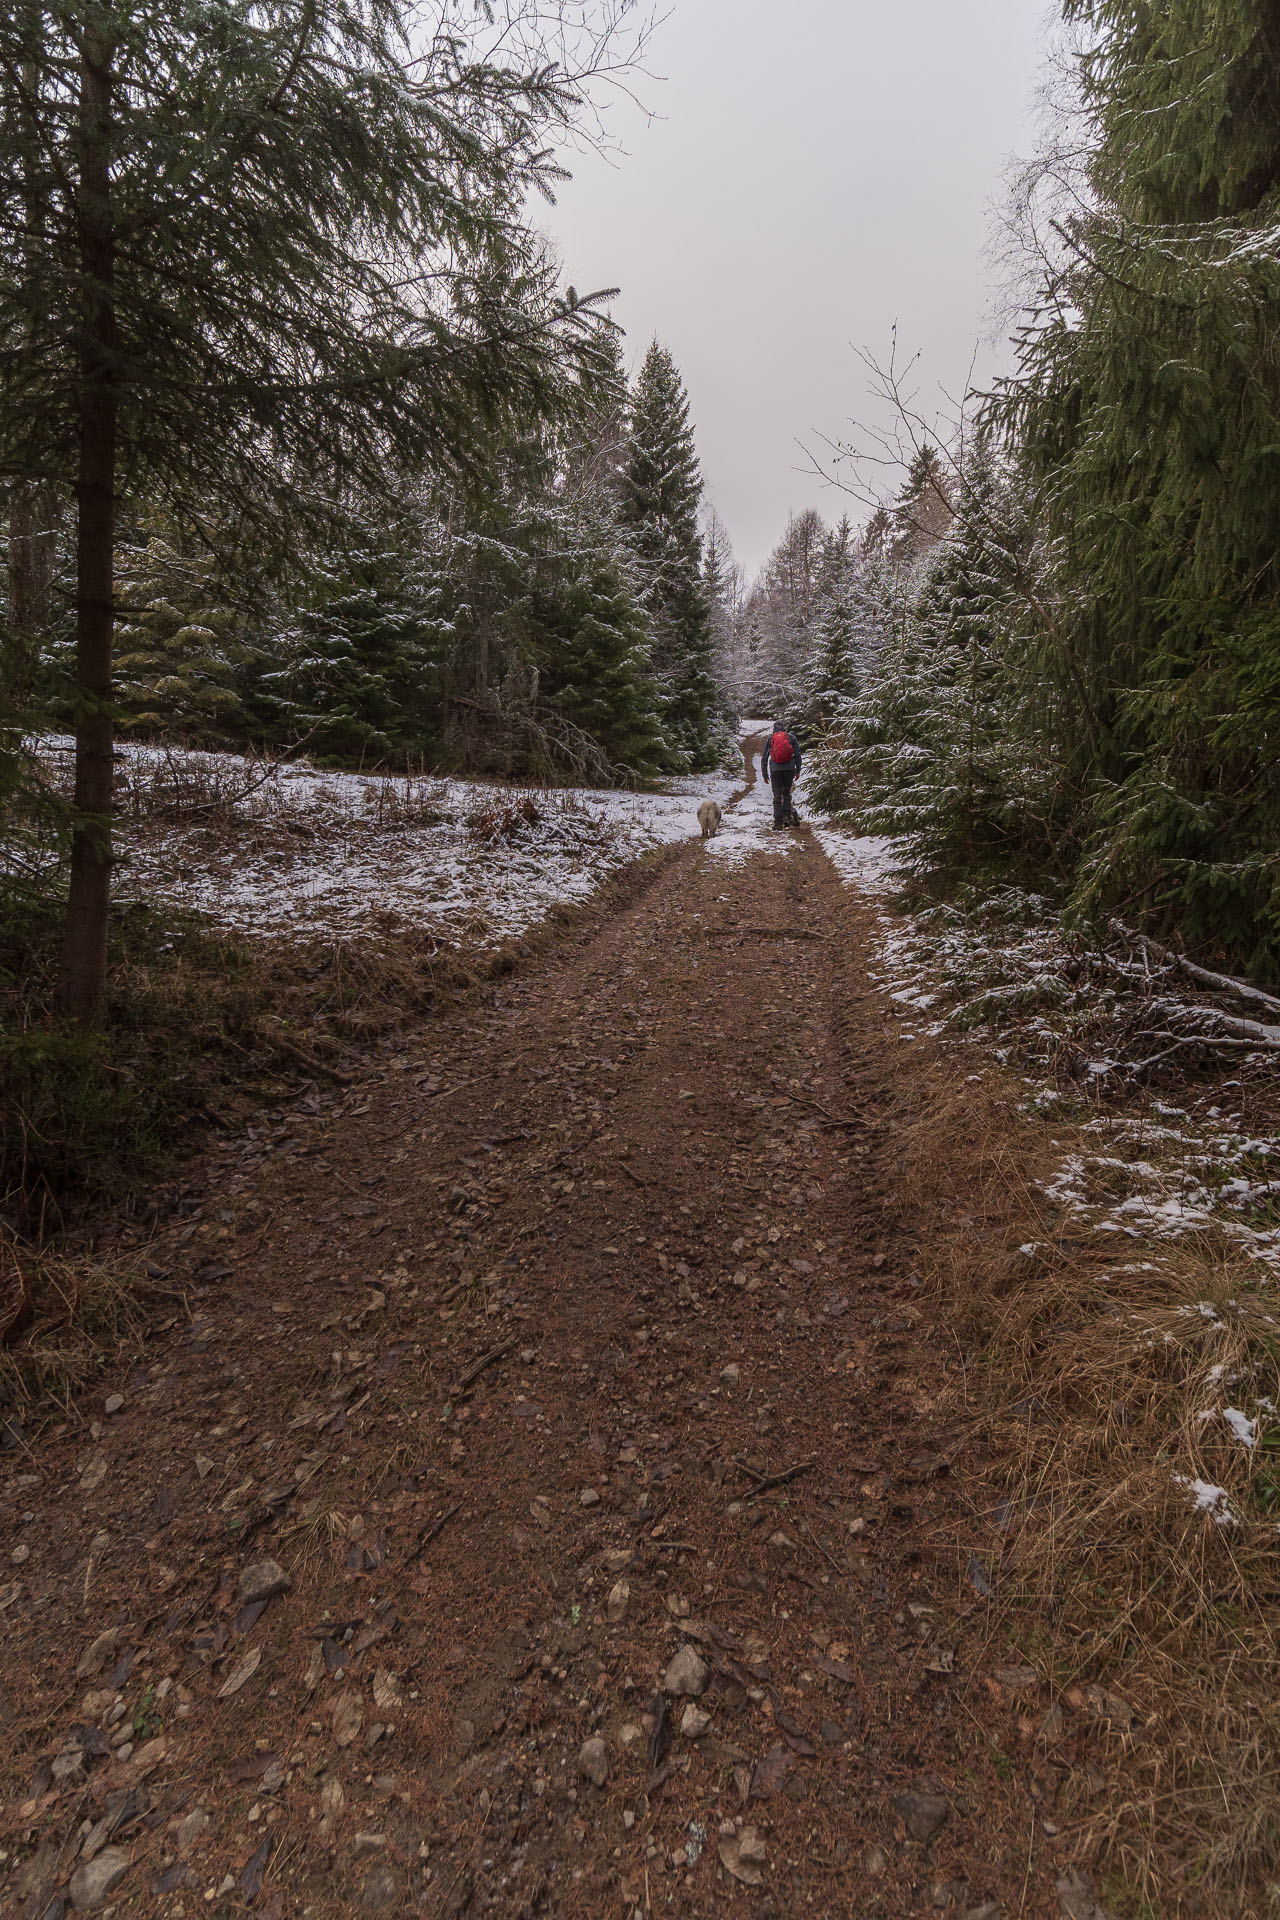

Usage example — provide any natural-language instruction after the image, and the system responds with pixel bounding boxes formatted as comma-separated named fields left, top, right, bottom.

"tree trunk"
left=56, top=18, right=117, bottom=1023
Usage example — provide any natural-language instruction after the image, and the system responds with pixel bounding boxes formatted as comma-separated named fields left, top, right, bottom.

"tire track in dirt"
left=1, top=829, right=1060, bottom=1919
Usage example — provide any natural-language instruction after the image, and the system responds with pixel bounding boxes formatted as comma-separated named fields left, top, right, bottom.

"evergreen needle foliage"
left=0, top=0, right=628, bottom=1014
left=619, top=340, right=721, bottom=767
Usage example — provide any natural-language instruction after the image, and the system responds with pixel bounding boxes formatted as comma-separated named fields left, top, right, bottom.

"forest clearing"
left=6, top=0, right=1280, bottom=1914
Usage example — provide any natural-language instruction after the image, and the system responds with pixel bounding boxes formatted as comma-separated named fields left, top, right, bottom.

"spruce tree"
left=243, top=527, right=447, bottom=763
left=1006, top=0, right=1280, bottom=972
left=114, top=534, right=250, bottom=744
left=511, top=510, right=668, bottom=780
left=619, top=341, right=720, bottom=767
left=0, top=0, right=623, bottom=1017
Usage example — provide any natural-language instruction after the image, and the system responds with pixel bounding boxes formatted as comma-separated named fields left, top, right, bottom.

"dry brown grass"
left=890, top=1065, right=1280, bottom=1915
left=0, top=1232, right=151, bottom=1413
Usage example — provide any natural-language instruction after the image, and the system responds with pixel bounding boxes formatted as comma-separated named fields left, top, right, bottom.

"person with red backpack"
left=761, top=721, right=801, bottom=828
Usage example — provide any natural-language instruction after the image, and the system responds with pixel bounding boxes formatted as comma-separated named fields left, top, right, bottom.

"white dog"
left=697, top=799, right=722, bottom=839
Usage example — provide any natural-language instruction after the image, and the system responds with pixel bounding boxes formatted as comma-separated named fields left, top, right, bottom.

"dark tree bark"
left=55, top=17, right=117, bottom=1022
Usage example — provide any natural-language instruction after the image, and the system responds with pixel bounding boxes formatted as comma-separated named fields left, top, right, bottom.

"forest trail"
left=3, top=792, right=1063, bottom=1920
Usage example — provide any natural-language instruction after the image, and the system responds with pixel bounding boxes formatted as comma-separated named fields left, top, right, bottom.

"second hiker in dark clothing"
left=761, top=722, right=801, bottom=828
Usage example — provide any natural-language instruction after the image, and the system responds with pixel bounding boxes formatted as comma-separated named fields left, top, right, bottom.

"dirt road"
left=2, top=796, right=1064, bottom=1918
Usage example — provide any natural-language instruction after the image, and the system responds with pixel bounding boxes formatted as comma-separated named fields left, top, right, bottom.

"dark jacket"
left=761, top=729, right=801, bottom=782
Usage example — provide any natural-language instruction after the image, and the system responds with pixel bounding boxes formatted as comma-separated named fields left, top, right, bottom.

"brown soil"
left=2, top=831, right=1077, bottom=1919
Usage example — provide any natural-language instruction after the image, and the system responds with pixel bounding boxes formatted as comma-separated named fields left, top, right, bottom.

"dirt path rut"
left=2, top=813, right=1060, bottom=1919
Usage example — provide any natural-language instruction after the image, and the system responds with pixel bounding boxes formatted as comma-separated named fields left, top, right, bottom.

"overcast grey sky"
left=542, top=0, right=1051, bottom=575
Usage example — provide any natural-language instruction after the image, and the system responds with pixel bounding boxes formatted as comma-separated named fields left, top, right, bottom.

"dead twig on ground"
left=780, top=1091, right=864, bottom=1130
left=453, top=1337, right=517, bottom=1393
left=736, top=1457, right=818, bottom=1497
left=405, top=1502, right=461, bottom=1566
left=273, top=1038, right=354, bottom=1085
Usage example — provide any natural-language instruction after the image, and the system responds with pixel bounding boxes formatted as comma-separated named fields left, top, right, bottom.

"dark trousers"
left=770, top=770, right=795, bottom=825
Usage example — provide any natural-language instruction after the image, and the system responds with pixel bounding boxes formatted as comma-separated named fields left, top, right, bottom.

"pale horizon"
left=543, top=0, right=1051, bottom=575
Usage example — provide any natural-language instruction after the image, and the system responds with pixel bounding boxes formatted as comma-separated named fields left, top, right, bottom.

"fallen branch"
left=1145, top=996, right=1280, bottom=1050
left=273, top=1038, right=354, bottom=1085
left=1133, top=933, right=1280, bottom=1019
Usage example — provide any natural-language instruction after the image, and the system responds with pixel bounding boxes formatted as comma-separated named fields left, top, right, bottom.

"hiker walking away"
left=761, top=721, right=801, bottom=828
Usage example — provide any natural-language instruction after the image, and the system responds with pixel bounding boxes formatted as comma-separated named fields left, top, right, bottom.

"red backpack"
left=769, top=729, right=794, bottom=767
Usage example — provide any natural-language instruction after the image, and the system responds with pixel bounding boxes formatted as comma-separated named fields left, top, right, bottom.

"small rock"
left=358, top=1864, right=399, bottom=1911
left=372, top=1669, right=403, bottom=1711
left=718, top=1824, right=767, bottom=1886
left=679, top=1703, right=712, bottom=1739
left=1056, top=1870, right=1113, bottom=1920
left=237, top=1559, right=292, bottom=1605
left=994, top=1665, right=1038, bottom=1692
left=11, top=1543, right=29, bottom=1565
left=579, top=1487, right=600, bottom=1508
left=602, top=1548, right=635, bottom=1573
left=217, top=1647, right=262, bottom=1698
left=866, top=1843, right=890, bottom=1877
left=891, top=1790, right=950, bottom=1843
left=961, top=1905, right=1005, bottom=1920
left=76, top=1629, right=120, bottom=1680
left=176, top=1808, right=209, bottom=1853
left=767, top=1530, right=795, bottom=1555
left=195, top=1455, right=214, bottom=1480
left=720, top=1364, right=740, bottom=1387
left=579, top=1736, right=608, bottom=1787
left=332, top=1690, right=364, bottom=1748
left=68, top=1846, right=130, bottom=1911
left=933, top=1880, right=970, bottom=1910
left=664, top=1644, right=710, bottom=1697
left=104, top=1395, right=124, bottom=1416
left=79, top=1450, right=109, bottom=1493
left=617, top=1722, right=644, bottom=1750
left=520, top=1347, right=536, bottom=1363
left=52, top=1748, right=87, bottom=1786
left=316, top=1776, right=344, bottom=1840
left=605, top=1580, right=630, bottom=1623
left=353, top=1832, right=387, bottom=1856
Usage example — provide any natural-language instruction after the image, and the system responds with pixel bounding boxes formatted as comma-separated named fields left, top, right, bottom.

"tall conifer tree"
left=619, top=341, right=719, bottom=766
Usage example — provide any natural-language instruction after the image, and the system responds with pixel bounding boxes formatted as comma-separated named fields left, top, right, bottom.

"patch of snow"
left=28, top=737, right=739, bottom=951
left=1173, top=1475, right=1238, bottom=1526
left=1223, top=1407, right=1258, bottom=1448
left=704, top=777, right=800, bottom=868
left=812, top=827, right=902, bottom=895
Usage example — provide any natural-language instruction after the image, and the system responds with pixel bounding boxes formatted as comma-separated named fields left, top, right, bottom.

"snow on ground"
left=811, top=828, right=899, bottom=894
left=814, top=820, right=1280, bottom=1278
left=32, top=738, right=738, bottom=950
left=704, top=772, right=801, bottom=869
